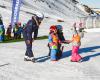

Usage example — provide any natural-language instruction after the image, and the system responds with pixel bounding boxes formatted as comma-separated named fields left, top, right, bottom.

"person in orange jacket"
left=48, top=25, right=59, bottom=61
left=70, top=24, right=82, bottom=62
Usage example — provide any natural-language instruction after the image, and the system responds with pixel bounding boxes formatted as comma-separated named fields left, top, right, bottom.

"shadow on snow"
left=35, top=55, right=50, bottom=63
left=34, top=46, right=100, bottom=62
left=62, top=46, right=100, bottom=62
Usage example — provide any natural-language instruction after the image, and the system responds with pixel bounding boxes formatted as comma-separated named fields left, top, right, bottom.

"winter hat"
left=50, top=25, right=57, bottom=32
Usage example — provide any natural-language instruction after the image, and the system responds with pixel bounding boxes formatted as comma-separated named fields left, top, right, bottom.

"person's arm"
left=48, top=35, right=54, bottom=46
left=63, top=40, right=72, bottom=44
left=34, top=27, right=38, bottom=39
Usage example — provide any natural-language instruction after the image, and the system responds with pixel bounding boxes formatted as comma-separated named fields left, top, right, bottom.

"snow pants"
left=71, top=46, right=82, bottom=62
left=25, top=41, right=34, bottom=57
left=50, top=49, right=57, bottom=61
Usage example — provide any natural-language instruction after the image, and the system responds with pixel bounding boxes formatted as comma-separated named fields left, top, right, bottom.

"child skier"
left=48, top=25, right=70, bottom=59
left=48, top=25, right=59, bottom=61
left=70, top=25, right=82, bottom=62
left=56, top=25, right=70, bottom=59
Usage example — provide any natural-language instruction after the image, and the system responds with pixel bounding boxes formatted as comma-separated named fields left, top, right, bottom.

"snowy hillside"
left=0, top=0, right=87, bottom=27
left=0, top=1, right=100, bottom=80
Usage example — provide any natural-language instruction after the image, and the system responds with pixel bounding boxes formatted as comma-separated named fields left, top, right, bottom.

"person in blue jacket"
left=17, top=22, right=23, bottom=39
left=0, top=25, right=3, bottom=42
left=0, top=17, right=5, bottom=42
left=23, top=14, right=44, bottom=62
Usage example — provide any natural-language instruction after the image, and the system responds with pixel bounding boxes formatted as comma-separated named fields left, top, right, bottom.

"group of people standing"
left=22, top=13, right=84, bottom=63
left=48, top=23, right=84, bottom=62
left=6, top=22, right=23, bottom=40
left=0, top=17, right=24, bottom=42
left=0, top=13, right=84, bottom=63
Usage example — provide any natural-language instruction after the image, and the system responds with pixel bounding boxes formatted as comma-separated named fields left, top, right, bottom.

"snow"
left=0, top=30, right=100, bottom=80
left=84, top=28, right=100, bottom=32
left=0, top=0, right=100, bottom=80
left=1, top=29, right=100, bottom=78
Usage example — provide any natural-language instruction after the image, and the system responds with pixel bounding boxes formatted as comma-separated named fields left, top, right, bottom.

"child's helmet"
left=50, top=25, right=57, bottom=32
left=56, top=25, right=62, bottom=30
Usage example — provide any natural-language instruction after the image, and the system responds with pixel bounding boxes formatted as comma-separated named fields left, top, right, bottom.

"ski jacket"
left=72, top=34, right=81, bottom=46
left=48, top=33, right=59, bottom=49
left=23, top=19, right=39, bottom=41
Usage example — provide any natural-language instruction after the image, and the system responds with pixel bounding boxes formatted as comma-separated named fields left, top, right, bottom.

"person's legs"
left=71, top=46, right=77, bottom=62
left=24, top=41, right=35, bottom=62
left=18, top=33, right=21, bottom=39
left=75, top=46, right=82, bottom=61
left=14, top=33, right=17, bottom=39
left=71, top=46, right=82, bottom=62
left=26, top=42, right=34, bottom=57
left=25, top=50, right=28, bottom=57
left=24, top=41, right=30, bottom=60
left=48, top=44, right=51, bottom=56
left=56, top=44, right=62, bottom=60
left=34, top=28, right=38, bottom=39
left=2, top=35, right=4, bottom=41
left=50, top=49, right=57, bottom=61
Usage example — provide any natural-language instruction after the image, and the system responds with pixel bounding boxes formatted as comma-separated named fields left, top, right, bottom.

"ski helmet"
left=35, top=12, right=44, bottom=21
left=32, top=12, right=44, bottom=21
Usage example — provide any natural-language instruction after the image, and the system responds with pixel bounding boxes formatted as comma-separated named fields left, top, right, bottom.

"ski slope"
left=0, top=0, right=100, bottom=80
left=0, top=31, right=100, bottom=80
left=0, top=0, right=87, bottom=27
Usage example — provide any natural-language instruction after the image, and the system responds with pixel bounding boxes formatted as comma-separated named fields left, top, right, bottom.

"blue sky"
left=79, top=0, right=100, bottom=8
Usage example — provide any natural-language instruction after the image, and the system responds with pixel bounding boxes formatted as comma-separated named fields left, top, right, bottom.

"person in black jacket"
left=23, top=14, right=43, bottom=62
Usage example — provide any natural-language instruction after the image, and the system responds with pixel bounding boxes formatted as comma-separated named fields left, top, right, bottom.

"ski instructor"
left=23, top=13, right=44, bottom=62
